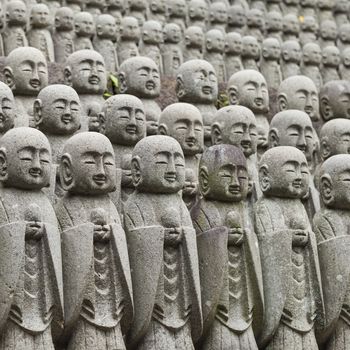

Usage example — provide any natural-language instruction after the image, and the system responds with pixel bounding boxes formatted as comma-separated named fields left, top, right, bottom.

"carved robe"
left=53, top=30, right=75, bottom=63
left=74, top=35, right=93, bottom=51
left=3, top=27, right=28, bottom=56
left=55, top=194, right=133, bottom=350
left=281, top=61, right=301, bottom=79
left=301, top=65, right=323, bottom=91
left=28, top=29, right=55, bottom=63
left=191, top=199, right=263, bottom=350
left=204, top=52, right=226, bottom=83
left=225, top=55, right=243, bottom=81
left=117, top=41, right=139, bottom=65
left=260, top=60, right=282, bottom=90
left=162, top=44, right=183, bottom=78
left=124, top=191, right=202, bottom=350
left=93, top=38, right=118, bottom=73
left=139, top=43, right=163, bottom=74
left=255, top=197, right=323, bottom=350
left=183, top=47, right=203, bottom=62
left=0, top=188, right=63, bottom=349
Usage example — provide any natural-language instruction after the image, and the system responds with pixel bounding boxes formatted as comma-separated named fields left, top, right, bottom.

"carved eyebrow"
left=282, top=160, right=299, bottom=167
left=244, top=80, right=258, bottom=87
left=174, top=152, right=184, bottom=159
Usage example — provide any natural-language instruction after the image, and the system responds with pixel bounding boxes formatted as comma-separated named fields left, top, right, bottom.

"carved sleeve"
left=313, top=212, right=339, bottom=243
left=254, top=202, right=275, bottom=237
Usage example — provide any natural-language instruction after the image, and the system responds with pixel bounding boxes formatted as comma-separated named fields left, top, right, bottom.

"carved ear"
left=33, top=99, right=43, bottom=129
left=303, top=51, right=309, bottom=63
left=3, top=66, right=15, bottom=90
left=64, top=66, right=72, bottom=86
left=184, top=35, right=190, bottom=46
left=97, top=111, right=106, bottom=133
left=282, top=49, right=289, bottom=61
left=259, top=164, right=270, bottom=193
left=74, top=23, right=80, bottom=33
left=131, top=156, right=142, bottom=187
left=227, top=85, right=238, bottom=105
left=118, top=71, right=128, bottom=93
left=211, top=123, right=222, bottom=145
left=59, top=154, right=75, bottom=191
left=206, top=38, right=212, bottom=50
left=320, top=96, right=333, bottom=121
left=158, top=124, right=168, bottom=135
left=143, top=30, right=149, bottom=41
left=247, top=179, right=253, bottom=195
left=0, top=148, right=8, bottom=182
left=54, top=16, right=60, bottom=27
left=268, top=128, right=279, bottom=148
left=320, top=173, right=334, bottom=206
left=96, top=24, right=103, bottom=36
left=262, top=47, right=268, bottom=58
left=277, top=93, right=288, bottom=111
left=320, top=137, right=331, bottom=160
left=175, top=75, right=185, bottom=99
left=150, top=2, right=157, bottom=11
left=199, top=166, right=210, bottom=196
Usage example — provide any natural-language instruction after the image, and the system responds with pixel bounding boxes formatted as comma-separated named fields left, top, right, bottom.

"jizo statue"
left=337, top=24, right=350, bottom=53
left=191, top=144, right=263, bottom=350
left=280, top=40, right=301, bottom=79
left=317, top=0, right=335, bottom=22
left=73, top=12, right=95, bottom=51
left=166, top=0, right=187, bottom=33
left=106, top=0, right=126, bottom=20
left=56, top=132, right=133, bottom=350
left=85, top=0, right=105, bottom=18
left=123, top=135, right=202, bottom=349
left=255, top=146, right=323, bottom=350
left=301, top=43, right=323, bottom=92
left=300, top=16, right=319, bottom=47
left=318, top=20, right=337, bottom=49
left=209, top=1, right=228, bottom=33
left=117, top=16, right=140, bottom=64
left=187, top=0, right=208, bottom=31
left=183, top=26, right=204, bottom=62
left=281, top=0, right=299, bottom=15
left=0, top=127, right=63, bottom=349
left=0, top=82, right=17, bottom=137
left=265, top=11, right=283, bottom=42
left=224, top=32, right=243, bottom=80
left=245, top=8, right=265, bottom=44
left=321, top=46, right=341, bottom=83
left=300, top=0, right=317, bottom=16
left=340, top=48, right=350, bottom=80
left=147, top=0, right=166, bottom=25
left=334, top=0, right=350, bottom=27
left=282, top=14, right=300, bottom=42
left=241, top=36, right=260, bottom=71
left=128, top=0, right=147, bottom=26
left=227, top=5, right=247, bottom=35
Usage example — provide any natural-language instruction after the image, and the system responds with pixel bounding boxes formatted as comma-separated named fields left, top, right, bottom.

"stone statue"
left=147, top=0, right=166, bottom=25
left=56, top=132, right=133, bottom=350
left=117, top=16, right=140, bottom=64
left=334, top=0, right=349, bottom=27
left=313, top=154, right=350, bottom=350
left=227, top=5, right=247, bottom=35
left=250, top=0, right=267, bottom=14
left=204, top=29, right=226, bottom=83
left=241, top=36, right=260, bottom=71
left=245, top=9, right=265, bottom=44
left=282, top=14, right=300, bottom=41
left=265, top=11, right=283, bottom=42
left=41, top=0, right=60, bottom=19
left=0, top=3, right=5, bottom=55
left=301, top=43, right=323, bottom=91
left=340, top=48, right=350, bottom=80
left=227, top=70, right=269, bottom=156
left=65, top=0, right=83, bottom=14
left=85, top=0, right=105, bottom=18
left=64, top=50, right=107, bottom=129
left=161, top=23, right=183, bottom=78
left=337, top=24, right=350, bottom=53
left=260, top=38, right=282, bottom=91
left=0, top=127, right=63, bottom=349
left=27, top=4, right=54, bottom=63
left=208, top=2, right=227, bottom=33
left=166, top=0, right=187, bottom=33
left=3, top=47, right=48, bottom=127
left=321, top=46, right=341, bottom=83
left=192, top=144, right=263, bottom=350
left=118, top=56, right=161, bottom=136
left=139, top=20, right=163, bottom=74
left=183, top=26, right=204, bottom=61
left=317, top=0, right=335, bottom=22
left=187, top=0, right=208, bottom=31
left=0, top=82, right=17, bottom=137
left=318, top=20, right=337, bottom=49
left=123, top=135, right=202, bottom=349
left=53, top=7, right=75, bottom=64
left=224, top=32, right=243, bottom=80
left=255, top=146, right=323, bottom=350
left=3, top=0, right=28, bottom=56
left=281, top=0, right=299, bottom=15
left=299, top=15, right=319, bottom=46
left=128, top=0, right=147, bottom=26
left=300, top=0, right=317, bottom=16
left=183, top=168, right=198, bottom=210
left=93, top=14, right=118, bottom=73
left=73, top=12, right=95, bottom=51
left=176, top=59, right=218, bottom=146
left=266, top=0, right=282, bottom=12
left=319, top=80, right=350, bottom=121
left=106, top=0, right=126, bottom=20
left=281, top=40, right=301, bottom=79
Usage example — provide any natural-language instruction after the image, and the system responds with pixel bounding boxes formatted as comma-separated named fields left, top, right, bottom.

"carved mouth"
left=93, top=174, right=106, bottom=185
left=145, top=81, right=155, bottom=90
left=304, top=106, right=313, bottom=114
left=164, top=173, right=176, bottom=182
left=61, top=115, right=72, bottom=124
left=292, top=180, right=302, bottom=188
left=297, top=145, right=306, bottom=153
left=29, top=79, right=41, bottom=89
left=228, top=185, right=240, bottom=194
left=202, top=86, right=212, bottom=94
left=254, top=98, right=263, bottom=106
left=88, top=76, right=100, bottom=85
left=29, top=169, right=42, bottom=177
left=126, top=125, right=137, bottom=134
left=185, top=138, right=196, bottom=147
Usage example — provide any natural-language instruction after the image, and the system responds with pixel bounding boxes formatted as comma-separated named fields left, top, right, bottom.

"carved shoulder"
left=313, top=210, right=344, bottom=243
left=190, top=199, right=221, bottom=234
left=254, top=199, right=276, bottom=237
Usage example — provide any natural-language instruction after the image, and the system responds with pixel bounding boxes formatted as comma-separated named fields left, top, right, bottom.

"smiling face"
left=209, top=2, right=227, bottom=23
left=164, top=23, right=181, bottom=43
left=30, top=4, right=50, bottom=28
left=228, top=5, right=246, bottom=27
left=185, top=26, right=203, bottom=47
left=320, top=20, right=337, bottom=40
left=74, top=12, right=95, bottom=36
left=55, top=7, right=74, bottom=31
left=242, top=36, right=260, bottom=59
left=262, top=38, right=281, bottom=60
left=96, top=14, right=116, bottom=39
left=7, top=1, right=26, bottom=25
left=206, top=29, right=225, bottom=52
left=225, top=32, right=242, bottom=54
left=121, top=16, right=140, bottom=40
left=188, top=0, right=207, bottom=19
left=322, top=46, right=341, bottom=66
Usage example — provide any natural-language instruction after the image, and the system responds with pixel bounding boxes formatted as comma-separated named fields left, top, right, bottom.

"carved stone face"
left=242, top=36, right=260, bottom=59
left=168, top=0, right=186, bottom=17
left=183, top=168, right=198, bottom=197
left=266, top=11, right=283, bottom=31
left=301, top=16, right=318, bottom=32
left=164, top=23, right=181, bottom=43
left=225, top=32, right=242, bottom=54
left=0, top=82, right=16, bottom=134
left=159, top=103, right=204, bottom=156
left=142, top=20, right=163, bottom=44
left=320, top=20, right=337, bottom=40
left=61, top=132, right=116, bottom=194
left=259, top=146, right=310, bottom=198
left=212, top=105, right=258, bottom=157
left=227, top=5, right=246, bottom=27
left=339, top=24, right=350, bottom=43
left=66, top=50, right=107, bottom=94
left=96, top=14, right=117, bottom=39
left=342, top=48, right=350, bottom=67
left=121, top=16, right=140, bottom=40
left=303, top=43, right=322, bottom=65
left=246, top=9, right=264, bottom=29
left=209, top=2, right=227, bottom=23
left=1, top=127, right=52, bottom=190
left=188, top=0, right=207, bottom=19
left=74, top=12, right=95, bottom=36
left=322, top=46, right=340, bottom=66
left=55, top=7, right=74, bottom=31
left=262, top=38, right=281, bottom=60
left=6, top=0, right=26, bottom=26
left=184, top=26, right=203, bottom=47
left=4, top=47, right=48, bottom=95
left=281, top=40, right=301, bottom=63
left=206, top=29, right=225, bottom=52
left=103, top=94, right=146, bottom=146
left=176, top=60, right=218, bottom=103
left=31, top=4, right=50, bottom=28
left=129, top=0, right=146, bottom=10
left=119, top=56, right=161, bottom=98
left=335, top=0, right=349, bottom=12
left=35, top=84, right=81, bottom=135
left=283, top=14, right=299, bottom=34
left=132, top=135, right=186, bottom=194
left=150, top=0, right=166, bottom=13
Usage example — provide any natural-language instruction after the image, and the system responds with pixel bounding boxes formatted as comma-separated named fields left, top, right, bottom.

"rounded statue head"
left=199, top=144, right=249, bottom=202
left=149, top=0, right=166, bottom=14
left=188, top=0, right=208, bottom=20
left=55, top=7, right=74, bottom=31
left=227, top=5, right=246, bottom=27
left=184, top=26, right=204, bottom=48
left=225, top=32, right=242, bottom=54
left=242, top=36, right=260, bottom=59
left=334, top=0, right=349, bottom=12
left=0, top=127, right=52, bottom=190
left=33, top=84, right=81, bottom=136
left=163, top=23, right=182, bottom=43
left=300, top=15, right=318, bottom=33
left=95, top=14, right=117, bottom=39
left=341, top=48, right=350, bottom=67
left=159, top=103, right=204, bottom=156
left=262, top=37, right=281, bottom=60
left=246, top=8, right=264, bottom=29
left=318, top=0, right=334, bottom=9
left=302, top=42, right=322, bottom=65
left=167, top=0, right=187, bottom=18
left=120, top=16, right=140, bottom=40
left=269, top=110, right=315, bottom=162
left=209, top=1, right=227, bottom=23
left=282, top=14, right=299, bottom=34
left=322, top=46, right=340, bottom=67
left=259, top=146, right=310, bottom=198
left=320, top=20, right=337, bottom=40
left=211, top=105, right=258, bottom=157
left=60, top=132, right=116, bottom=195
left=320, top=119, right=350, bottom=161
left=142, top=20, right=163, bottom=44
left=176, top=59, right=218, bottom=103
left=227, top=69, right=269, bottom=114
left=205, top=29, right=225, bottom=52
left=281, top=40, right=301, bottom=63
left=319, top=80, right=350, bottom=121
left=277, top=76, right=319, bottom=121
left=319, top=154, right=350, bottom=209
left=251, top=0, right=267, bottom=14
left=118, top=56, right=161, bottom=98
left=4, top=47, right=48, bottom=95
left=6, top=0, right=26, bottom=26
left=64, top=50, right=107, bottom=94
left=0, top=82, right=16, bottom=134
left=338, top=24, right=350, bottom=43
left=266, top=11, right=283, bottom=32
left=74, top=11, right=95, bottom=36
left=129, top=0, right=146, bottom=10
left=131, top=135, right=185, bottom=194
left=101, top=94, right=146, bottom=146
left=30, top=4, right=50, bottom=28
